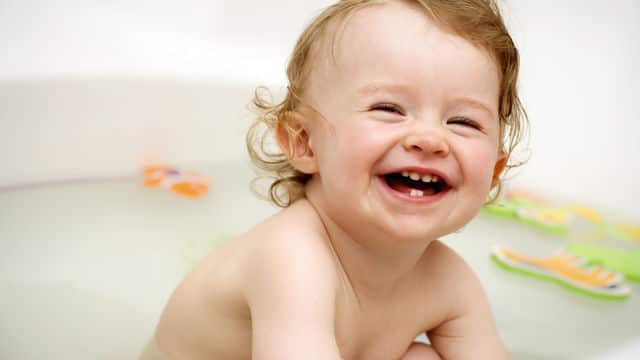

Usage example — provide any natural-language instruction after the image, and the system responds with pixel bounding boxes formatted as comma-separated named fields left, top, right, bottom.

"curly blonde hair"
left=247, top=0, right=527, bottom=207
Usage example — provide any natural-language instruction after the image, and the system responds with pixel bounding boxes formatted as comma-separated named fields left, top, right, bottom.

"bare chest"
left=334, top=294, right=444, bottom=360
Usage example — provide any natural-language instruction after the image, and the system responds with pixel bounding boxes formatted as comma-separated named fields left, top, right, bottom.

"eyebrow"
left=357, top=82, right=406, bottom=96
left=452, top=97, right=497, bottom=119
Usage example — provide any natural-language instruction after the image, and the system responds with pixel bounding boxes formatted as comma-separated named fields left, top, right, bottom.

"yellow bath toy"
left=491, top=245, right=631, bottom=300
left=484, top=190, right=639, bottom=242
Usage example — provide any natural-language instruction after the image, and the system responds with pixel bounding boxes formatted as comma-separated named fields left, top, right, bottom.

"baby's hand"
left=401, top=342, right=441, bottom=360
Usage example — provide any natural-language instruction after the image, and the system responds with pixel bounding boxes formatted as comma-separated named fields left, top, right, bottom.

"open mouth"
left=382, top=170, right=450, bottom=198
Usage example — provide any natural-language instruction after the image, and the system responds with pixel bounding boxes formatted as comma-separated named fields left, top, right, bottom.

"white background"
left=1, top=0, right=639, bottom=219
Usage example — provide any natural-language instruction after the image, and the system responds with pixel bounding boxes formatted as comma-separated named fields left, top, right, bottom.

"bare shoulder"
left=241, top=199, right=340, bottom=291
left=154, top=199, right=342, bottom=359
left=412, top=240, right=484, bottom=326
left=241, top=199, right=343, bottom=359
left=419, top=240, right=508, bottom=359
left=420, top=240, right=480, bottom=289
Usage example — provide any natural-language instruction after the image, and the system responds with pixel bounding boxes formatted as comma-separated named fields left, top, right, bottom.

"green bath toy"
left=491, top=245, right=631, bottom=300
left=568, top=243, right=640, bottom=282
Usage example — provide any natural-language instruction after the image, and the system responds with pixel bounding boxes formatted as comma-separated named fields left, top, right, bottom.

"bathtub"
left=1, top=159, right=639, bottom=359
left=0, top=161, right=276, bottom=358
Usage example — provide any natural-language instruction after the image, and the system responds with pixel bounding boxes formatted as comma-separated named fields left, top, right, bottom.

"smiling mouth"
left=383, top=171, right=450, bottom=198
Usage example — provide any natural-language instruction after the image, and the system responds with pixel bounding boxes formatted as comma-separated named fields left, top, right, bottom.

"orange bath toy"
left=143, top=165, right=211, bottom=198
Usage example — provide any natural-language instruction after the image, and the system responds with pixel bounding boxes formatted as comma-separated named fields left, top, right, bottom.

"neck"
left=304, top=183, right=435, bottom=302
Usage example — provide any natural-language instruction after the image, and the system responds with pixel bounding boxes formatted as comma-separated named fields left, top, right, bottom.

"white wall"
left=1, top=0, right=638, bottom=218
left=503, top=0, right=640, bottom=218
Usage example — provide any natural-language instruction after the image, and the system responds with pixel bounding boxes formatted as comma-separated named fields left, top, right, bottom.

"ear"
left=491, top=153, right=508, bottom=188
left=276, top=111, right=318, bottom=174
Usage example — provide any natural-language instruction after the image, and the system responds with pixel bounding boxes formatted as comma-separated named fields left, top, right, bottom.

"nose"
left=402, top=128, right=450, bottom=157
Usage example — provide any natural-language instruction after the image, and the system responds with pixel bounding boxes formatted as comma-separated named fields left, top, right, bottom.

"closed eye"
left=448, top=117, right=483, bottom=131
left=370, top=103, right=405, bottom=115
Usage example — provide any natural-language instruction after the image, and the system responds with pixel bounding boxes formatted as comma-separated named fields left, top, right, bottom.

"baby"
left=143, top=0, right=526, bottom=359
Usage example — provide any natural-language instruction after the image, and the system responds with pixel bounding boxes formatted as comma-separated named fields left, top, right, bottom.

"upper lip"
left=382, top=166, right=452, bottom=186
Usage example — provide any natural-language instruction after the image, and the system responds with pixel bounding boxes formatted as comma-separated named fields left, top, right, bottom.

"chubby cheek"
left=336, top=120, right=386, bottom=159
left=460, top=144, right=499, bottom=194
left=320, top=123, right=387, bottom=191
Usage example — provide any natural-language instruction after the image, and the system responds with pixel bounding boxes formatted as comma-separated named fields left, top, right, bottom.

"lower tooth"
left=410, top=189, right=424, bottom=197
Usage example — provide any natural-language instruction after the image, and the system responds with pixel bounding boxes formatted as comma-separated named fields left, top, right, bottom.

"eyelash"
left=448, top=117, right=483, bottom=131
left=369, top=104, right=483, bottom=131
left=370, top=103, right=405, bottom=115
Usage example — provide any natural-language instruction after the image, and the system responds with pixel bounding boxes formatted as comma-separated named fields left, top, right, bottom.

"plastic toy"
left=143, top=165, right=211, bottom=198
left=602, top=223, right=640, bottom=242
left=491, top=245, right=631, bottom=300
left=483, top=190, right=639, bottom=242
left=568, top=243, right=640, bottom=282
left=483, top=191, right=572, bottom=235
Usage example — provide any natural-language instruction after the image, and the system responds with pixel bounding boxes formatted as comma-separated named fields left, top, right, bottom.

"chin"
left=381, top=217, right=453, bottom=243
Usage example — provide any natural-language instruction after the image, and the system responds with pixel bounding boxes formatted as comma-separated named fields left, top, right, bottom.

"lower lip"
left=376, top=176, right=450, bottom=205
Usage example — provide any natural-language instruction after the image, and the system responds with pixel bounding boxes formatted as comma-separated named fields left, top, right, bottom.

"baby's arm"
left=244, top=233, right=343, bottom=360
left=426, top=246, right=509, bottom=359
left=401, top=342, right=442, bottom=360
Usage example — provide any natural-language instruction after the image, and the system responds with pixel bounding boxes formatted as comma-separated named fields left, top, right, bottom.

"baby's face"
left=303, top=1, right=502, bottom=241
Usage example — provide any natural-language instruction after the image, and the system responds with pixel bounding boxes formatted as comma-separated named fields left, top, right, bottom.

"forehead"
left=308, top=1, right=500, bottom=110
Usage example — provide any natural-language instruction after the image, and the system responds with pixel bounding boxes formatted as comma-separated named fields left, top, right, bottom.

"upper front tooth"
left=402, top=171, right=409, bottom=177
left=431, top=175, right=439, bottom=182
left=409, top=172, right=421, bottom=181
left=421, top=175, right=432, bottom=182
